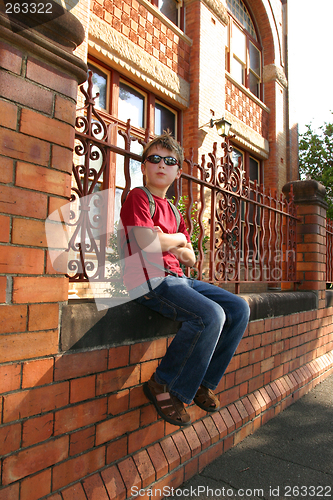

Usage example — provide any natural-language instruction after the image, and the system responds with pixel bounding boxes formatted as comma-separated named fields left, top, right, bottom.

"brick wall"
left=0, top=32, right=83, bottom=349
left=0, top=299, right=332, bottom=499
left=262, top=79, right=289, bottom=193
left=0, top=8, right=86, bottom=499
left=1, top=2, right=332, bottom=499
left=181, top=0, right=201, bottom=158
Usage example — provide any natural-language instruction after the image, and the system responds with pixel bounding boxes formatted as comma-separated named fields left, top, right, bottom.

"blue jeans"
left=134, top=276, right=250, bottom=404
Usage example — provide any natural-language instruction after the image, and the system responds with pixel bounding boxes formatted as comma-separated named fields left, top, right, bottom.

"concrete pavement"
left=168, top=373, right=333, bottom=500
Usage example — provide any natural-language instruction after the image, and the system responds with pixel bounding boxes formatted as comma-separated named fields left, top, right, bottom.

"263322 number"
left=5, top=2, right=53, bottom=14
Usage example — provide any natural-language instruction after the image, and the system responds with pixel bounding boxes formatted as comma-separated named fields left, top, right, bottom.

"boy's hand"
left=153, top=227, right=187, bottom=250
left=170, top=242, right=196, bottom=268
left=133, top=227, right=196, bottom=266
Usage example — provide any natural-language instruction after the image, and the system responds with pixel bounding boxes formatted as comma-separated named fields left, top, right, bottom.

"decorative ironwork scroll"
left=67, top=72, right=111, bottom=281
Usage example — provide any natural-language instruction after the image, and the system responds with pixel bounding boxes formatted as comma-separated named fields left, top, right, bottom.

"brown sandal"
left=194, top=385, right=220, bottom=412
left=144, top=375, right=191, bottom=427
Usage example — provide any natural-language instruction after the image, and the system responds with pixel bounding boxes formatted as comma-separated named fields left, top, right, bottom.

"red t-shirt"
left=119, top=188, right=190, bottom=290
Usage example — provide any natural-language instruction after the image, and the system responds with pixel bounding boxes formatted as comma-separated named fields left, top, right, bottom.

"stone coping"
left=326, top=289, right=333, bottom=308
left=243, top=290, right=318, bottom=322
left=0, top=0, right=87, bottom=84
left=60, top=290, right=319, bottom=351
left=283, top=179, right=327, bottom=208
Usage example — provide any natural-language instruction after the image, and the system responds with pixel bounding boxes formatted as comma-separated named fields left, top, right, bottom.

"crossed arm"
left=133, top=226, right=196, bottom=268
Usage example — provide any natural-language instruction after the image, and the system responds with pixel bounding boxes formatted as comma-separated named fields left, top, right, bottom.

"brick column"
left=0, top=3, right=87, bottom=363
left=283, top=180, right=327, bottom=306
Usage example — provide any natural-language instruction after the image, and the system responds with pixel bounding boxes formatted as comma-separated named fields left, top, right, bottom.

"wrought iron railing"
left=67, top=74, right=298, bottom=292
left=173, top=142, right=298, bottom=292
left=326, top=218, right=333, bottom=284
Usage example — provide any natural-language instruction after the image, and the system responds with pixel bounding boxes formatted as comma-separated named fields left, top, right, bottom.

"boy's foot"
left=144, top=375, right=191, bottom=427
left=194, top=385, right=220, bottom=412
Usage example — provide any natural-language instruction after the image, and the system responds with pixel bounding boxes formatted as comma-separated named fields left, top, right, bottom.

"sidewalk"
left=169, top=373, right=333, bottom=500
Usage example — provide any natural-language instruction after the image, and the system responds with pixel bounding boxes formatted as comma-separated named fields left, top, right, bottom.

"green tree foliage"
left=299, top=118, right=333, bottom=219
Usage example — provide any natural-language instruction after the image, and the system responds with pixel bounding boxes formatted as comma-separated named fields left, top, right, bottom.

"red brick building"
left=1, top=1, right=332, bottom=500
left=78, top=0, right=297, bottom=224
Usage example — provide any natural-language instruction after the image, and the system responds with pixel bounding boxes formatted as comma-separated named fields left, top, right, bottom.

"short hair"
left=142, top=132, right=184, bottom=168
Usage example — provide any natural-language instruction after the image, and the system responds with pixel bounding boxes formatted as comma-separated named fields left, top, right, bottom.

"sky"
left=288, top=0, right=333, bottom=134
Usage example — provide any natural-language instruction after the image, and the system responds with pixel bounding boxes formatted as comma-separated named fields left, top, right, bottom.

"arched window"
left=227, top=0, right=257, bottom=39
left=226, top=0, right=262, bottom=99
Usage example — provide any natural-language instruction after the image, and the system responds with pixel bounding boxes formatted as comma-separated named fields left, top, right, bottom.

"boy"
left=120, top=132, right=250, bottom=426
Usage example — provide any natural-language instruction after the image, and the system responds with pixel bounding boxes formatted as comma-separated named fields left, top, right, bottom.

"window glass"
left=249, top=157, right=260, bottom=183
left=155, top=102, right=176, bottom=136
left=158, top=0, right=178, bottom=25
left=114, top=188, right=122, bottom=224
left=249, top=43, right=260, bottom=97
left=89, top=144, right=104, bottom=191
left=116, top=135, right=143, bottom=189
left=118, top=82, right=145, bottom=128
left=87, top=63, right=108, bottom=110
left=231, top=24, right=246, bottom=86
left=232, top=148, right=243, bottom=169
left=249, top=42, right=260, bottom=76
left=232, top=57, right=245, bottom=86
left=249, top=72, right=260, bottom=98
left=129, top=141, right=144, bottom=188
left=226, top=0, right=257, bottom=39
left=233, top=24, right=246, bottom=63
left=225, top=21, right=230, bottom=71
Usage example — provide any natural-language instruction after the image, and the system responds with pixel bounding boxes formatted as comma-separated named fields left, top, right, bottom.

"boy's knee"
left=206, top=302, right=226, bottom=329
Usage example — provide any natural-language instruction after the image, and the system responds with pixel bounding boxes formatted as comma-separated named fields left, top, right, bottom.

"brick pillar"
left=0, top=3, right=87, bottom=363
left=283, top=180, right=327, bottom=307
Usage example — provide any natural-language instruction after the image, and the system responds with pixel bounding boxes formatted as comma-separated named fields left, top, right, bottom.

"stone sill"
left=60, top=290, right=318, bottom=352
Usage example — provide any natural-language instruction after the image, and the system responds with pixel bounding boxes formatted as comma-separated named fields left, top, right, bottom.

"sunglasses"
left=144, top=154, right=179, bottom=166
